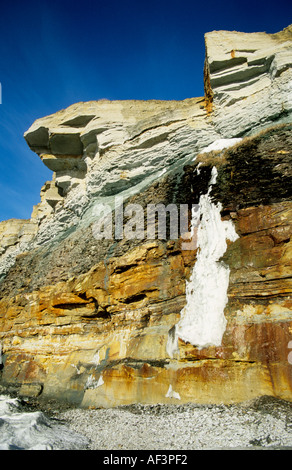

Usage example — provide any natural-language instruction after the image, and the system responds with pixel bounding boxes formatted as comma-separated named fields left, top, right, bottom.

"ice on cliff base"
left=0, top=395, right=89, bottom=450
left=167, top=166, right=239, bottom=356
left=165, top=385, right=181, bottom=400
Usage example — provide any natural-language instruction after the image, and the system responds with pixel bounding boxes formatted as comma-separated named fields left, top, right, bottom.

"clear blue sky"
left=0, top=0, right=291, bottom=221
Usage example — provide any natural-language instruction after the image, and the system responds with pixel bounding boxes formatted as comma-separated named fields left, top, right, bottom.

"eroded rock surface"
left=0, top=26, right=291, bottom=407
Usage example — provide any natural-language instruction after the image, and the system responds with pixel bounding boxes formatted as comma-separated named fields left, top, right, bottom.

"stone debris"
left=57, top=397, right=292, bottom=450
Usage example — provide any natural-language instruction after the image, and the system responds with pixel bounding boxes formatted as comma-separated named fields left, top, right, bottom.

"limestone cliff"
left=0, top=26, right=291, bottom=407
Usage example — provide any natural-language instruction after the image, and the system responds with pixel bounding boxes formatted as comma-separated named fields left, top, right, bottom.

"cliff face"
left=0, top=26, right=291, bottom=407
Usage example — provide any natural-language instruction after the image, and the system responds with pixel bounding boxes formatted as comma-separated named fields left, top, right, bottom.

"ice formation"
left=200, top=138, right=242, bottom=154
left=0, top=395, right=89, bottom=450
left=85, top=374, right=104, bottom=390
left=165, top=385, right=181, bottom=400
left=167, top=166, right=239, bottom=355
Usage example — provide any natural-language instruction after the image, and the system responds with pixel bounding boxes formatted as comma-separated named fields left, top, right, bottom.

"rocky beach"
left=57, top=396, right=292, bottom=450
left=1, top=394, right=292, bottom=450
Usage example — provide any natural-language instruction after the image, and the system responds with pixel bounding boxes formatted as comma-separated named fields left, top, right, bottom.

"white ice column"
left=167, top=167, right=239, bottom=355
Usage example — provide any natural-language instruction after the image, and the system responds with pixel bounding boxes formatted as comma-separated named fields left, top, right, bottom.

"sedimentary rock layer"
left=0, top=25, right=291, bottom=407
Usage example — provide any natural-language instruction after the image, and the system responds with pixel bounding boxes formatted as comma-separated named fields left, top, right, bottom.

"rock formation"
left=0, top=25, right=291, bottom=407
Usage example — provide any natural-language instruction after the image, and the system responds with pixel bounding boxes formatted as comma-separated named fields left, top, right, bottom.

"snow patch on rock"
left=200, top=138, right=242, bottom=154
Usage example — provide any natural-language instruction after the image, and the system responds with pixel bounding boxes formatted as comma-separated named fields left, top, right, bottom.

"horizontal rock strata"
left=0, top=26, right=291, bottom=407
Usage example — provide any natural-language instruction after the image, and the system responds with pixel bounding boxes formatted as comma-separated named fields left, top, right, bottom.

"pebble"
left=55, top=397, right=292, bottom=450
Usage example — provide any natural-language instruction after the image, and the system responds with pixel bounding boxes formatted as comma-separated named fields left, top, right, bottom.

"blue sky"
left=0, top=0, right=291, bottom=221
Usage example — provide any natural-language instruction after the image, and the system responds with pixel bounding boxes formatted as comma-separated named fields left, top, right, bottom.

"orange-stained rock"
left=1, top=194, right=292, bottom=406
left=0, top=113, right=292, bottom=407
